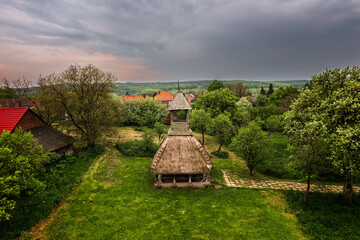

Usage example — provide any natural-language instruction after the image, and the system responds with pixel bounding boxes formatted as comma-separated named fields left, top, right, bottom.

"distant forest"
left=114, top=80, right=309, bottom=96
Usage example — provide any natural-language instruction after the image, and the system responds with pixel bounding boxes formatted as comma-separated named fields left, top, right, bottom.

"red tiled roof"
left=119, top=95, right=145, bottom=101
left=0, top=107, right=29, bottom=135
left=154, top=92, right=174, bottom=100
left=157, top=98, right=173, bottom=101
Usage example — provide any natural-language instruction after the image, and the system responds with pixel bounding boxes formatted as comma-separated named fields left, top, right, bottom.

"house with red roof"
left=154, top=91, right=175, bottom=105
left=0, top=108, right=74, bottom=155
left=119, top=95, right=145, bottom=102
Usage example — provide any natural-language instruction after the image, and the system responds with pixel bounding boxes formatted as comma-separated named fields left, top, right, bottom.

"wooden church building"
left=149, top=91, right=213, bottom=188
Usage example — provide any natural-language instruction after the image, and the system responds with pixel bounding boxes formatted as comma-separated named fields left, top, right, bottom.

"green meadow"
left=2, top=127, right=359, bottom=240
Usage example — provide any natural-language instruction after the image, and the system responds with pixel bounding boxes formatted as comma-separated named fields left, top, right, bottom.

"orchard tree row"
left=191, top=67, right=360, bottom=204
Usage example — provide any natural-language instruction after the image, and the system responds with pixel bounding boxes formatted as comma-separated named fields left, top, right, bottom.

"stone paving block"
left=221, top=169, right=360, bottom=194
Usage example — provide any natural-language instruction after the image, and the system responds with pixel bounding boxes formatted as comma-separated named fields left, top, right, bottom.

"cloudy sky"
left=0, top=0, right=359, bottom=82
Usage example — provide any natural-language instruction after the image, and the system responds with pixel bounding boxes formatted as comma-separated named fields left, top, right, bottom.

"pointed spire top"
left=177, top=80, right=180, bottom=92
left=167, top=92, right=192, bottom=111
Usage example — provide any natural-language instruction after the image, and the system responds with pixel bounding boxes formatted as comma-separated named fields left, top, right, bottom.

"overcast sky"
left=0, top=0, right=359, bottom=82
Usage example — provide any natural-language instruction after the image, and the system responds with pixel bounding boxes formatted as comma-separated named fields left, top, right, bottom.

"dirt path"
left=222, top=170, right=360, bottom=194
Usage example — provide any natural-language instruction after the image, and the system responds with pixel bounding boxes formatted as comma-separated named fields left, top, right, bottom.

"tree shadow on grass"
left=284, top=191, right=360, bottom=240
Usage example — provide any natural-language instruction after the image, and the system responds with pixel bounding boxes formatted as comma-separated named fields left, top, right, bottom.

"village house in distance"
left=0, top=107, right=74, bottom=155
left=150, top=90, right=213, bottom=188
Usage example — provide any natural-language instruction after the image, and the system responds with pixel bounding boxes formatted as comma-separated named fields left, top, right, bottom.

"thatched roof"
left=27, top=125, right=74, bottom=152
left=167, top=92, right=192, bottom=111
left=168, top=122, right=192, bottom=136
left=150, top=135, right=212, bottom=175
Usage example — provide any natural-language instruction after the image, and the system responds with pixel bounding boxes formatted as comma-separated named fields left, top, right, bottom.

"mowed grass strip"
left=37, top=150, right=307, bottom=240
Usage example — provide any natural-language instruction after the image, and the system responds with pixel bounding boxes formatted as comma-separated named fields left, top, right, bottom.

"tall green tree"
left=0, top=129, right=53, bottom=225
left=260, top=86, right=266, bottom=95
left=267, top=83, right=274, bottom=96
left=189, top=109, right=212, bottom=145
left=213, top=113, right=234, bottom=151
left=207, top=80, right=225, bottom=91
left=196, top=88, right=238, bottom=118
left=230, top=122, right=269, bottom=176
left=38, top=64, right=117, bottom=148
left=285, top=111, right=327, bottom=202
left=287, top=66, right=360, bottom=203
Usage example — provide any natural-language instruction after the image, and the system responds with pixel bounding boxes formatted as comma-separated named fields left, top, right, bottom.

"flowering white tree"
left=286, top=66, right=360, bottom=203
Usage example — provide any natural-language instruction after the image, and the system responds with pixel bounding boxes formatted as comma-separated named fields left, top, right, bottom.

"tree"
left=250, top=104, right=280, bottom=124
left=154, top=122, right=166, bottom=141
left=0, top=129, right=53, bottom=225
left=189, top=109, right=212, bottom=145
left=226, top=82, right=251, bottom=97
left=141, top=128, right=156, bottom=152
left=278, top=93, right=298, bottom=113
left=287, top=66, right=360, bottom=203
left=269, top=86, right=299, bottom=109
left=285, top=113, right=327, bottom=202
left=260, top=86, right=266, bottom=95
left=196, top=88, right=238, bottom=118
left=207, top=80, right=225, bottom=91
left=233, top=107, right=252, bottom=127
left=230, top=122, right=269, bottom=176
left=254, top=94, right=269, bottom=107
left=265, top=114, right=284, bottom=135
left=117, top=97, right=167, bottom=127
left=213, top=113, right=234, bottom=151
left=0, top=84, right=18, bottom=99
left=3, top=77, right=63, bottom=125
left=38, top=64, right=117, bottom=148
left=236, top=97, right=252, bottom=108
left=267, top=83, right=274, bottom=96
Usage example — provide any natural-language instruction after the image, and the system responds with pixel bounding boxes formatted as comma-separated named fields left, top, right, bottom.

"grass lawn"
left=30, top=147, right=307, bottom=240
left=256, top=133, right=292, bottom=179
left=5, top=127, right=359, bottom=239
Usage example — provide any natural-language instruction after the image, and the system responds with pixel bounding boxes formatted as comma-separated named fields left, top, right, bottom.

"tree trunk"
left=7, top=219, right=12, bottom=229
left=303, top=176, right=310, bottom=203
left=202, top=134, right=205, bottom=146
left=304, top=150, right=313, bottom=203
left=249, top=168, right=253, bottom=176
left=217, top=143, right=222, bottom=151
left=343, top=172, right=353, bottom=204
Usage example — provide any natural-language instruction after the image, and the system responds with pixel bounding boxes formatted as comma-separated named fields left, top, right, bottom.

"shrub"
left=117, top=97, right=167, bottom=127
left=211, top=150, right=229, bottom=159
left=0, top=129, right=55, bottom=222
left=0, top=146, right=105, bottom=239
left=116, top=140, right=158, bottom=158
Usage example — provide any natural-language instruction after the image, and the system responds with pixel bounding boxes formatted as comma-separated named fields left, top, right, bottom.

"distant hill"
left=113, top=80, right=309, bottom=96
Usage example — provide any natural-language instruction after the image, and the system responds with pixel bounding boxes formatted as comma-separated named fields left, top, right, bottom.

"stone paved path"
left=222, top=170, right=360, bottom=194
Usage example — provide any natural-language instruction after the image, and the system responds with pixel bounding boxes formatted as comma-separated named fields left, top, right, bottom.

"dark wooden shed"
left=0, top=107, right=74, bottom=155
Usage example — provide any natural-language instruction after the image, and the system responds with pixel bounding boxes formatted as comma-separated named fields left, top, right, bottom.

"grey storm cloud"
left=0, top=0, right=359, bottom=81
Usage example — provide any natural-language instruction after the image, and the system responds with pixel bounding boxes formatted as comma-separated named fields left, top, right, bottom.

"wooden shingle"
left=167, top=92, right=192, bottom=111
